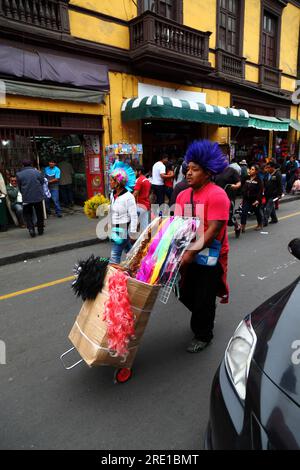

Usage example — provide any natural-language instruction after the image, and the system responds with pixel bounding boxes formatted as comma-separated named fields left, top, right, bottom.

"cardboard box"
left=69, top=266, right=160, bottom=368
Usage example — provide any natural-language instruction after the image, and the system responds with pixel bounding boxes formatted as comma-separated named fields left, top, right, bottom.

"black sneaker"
left=270, top=220, right=278, bottom=224
left=186, top=338, right=211, bottom=353
left=29, top=230, right=36, bottom=238
left=38, top=229, right=44, bottom=236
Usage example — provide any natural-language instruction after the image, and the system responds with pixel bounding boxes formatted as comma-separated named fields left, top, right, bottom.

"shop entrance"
left=0, top=111, right=103, bottom=204
left=141, top=120, right=201, bottom=171
left=231, top=127, right=270, bottom=164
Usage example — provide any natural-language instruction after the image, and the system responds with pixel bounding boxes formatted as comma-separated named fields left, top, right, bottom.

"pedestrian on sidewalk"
left=16, top=160, right=45, bottom=238
left=164, top=162, right=175, bottom=205
left=175, top=140, right=230, bottom=353
left=151, top=154, right=171, bottom=207
left=241, top=165, right=263, bottom=232
left=44, top=159, right=62, bottom=217
left=263, top=161, right=282, bottom=226
left=58, top=158, right=74, bottom=208
left=173, top=157, right=185, bottom=188
left=215, top=165, right=241, bottom=227
left=133, top=165, right=151, bottom=233
left=6, top=176, right=25, bottom=227
left=286, top=155, right=298, bottom=193
left=109, top=168, right=138, bottom=264
left=239, top=159, right=249, bottom=186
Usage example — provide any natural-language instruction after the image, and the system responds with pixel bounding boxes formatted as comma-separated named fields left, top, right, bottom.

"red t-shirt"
left=134, top=175, right=151, bottom=210
left=175, top=183, right=230, bottom=255
left=164, top=171, right=174, bottom=188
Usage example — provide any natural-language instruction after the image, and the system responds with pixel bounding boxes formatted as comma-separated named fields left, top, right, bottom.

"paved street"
left=1, top=200, right=300, bottom=450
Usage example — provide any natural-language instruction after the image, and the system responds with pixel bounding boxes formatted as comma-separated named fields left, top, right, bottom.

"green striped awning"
left=121, top=95, right=249, bottom=127
left=288, top=119, right=300, bottom=131
left=248, top=114, right=290, bottom=132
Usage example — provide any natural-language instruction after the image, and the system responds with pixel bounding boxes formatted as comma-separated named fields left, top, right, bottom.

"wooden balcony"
left=0, top=0, right=70, bottom=37
left=129, top=12, right=212, bottom=81
left=259, top=64, right=282, bottom=90
left=216, top=49, right=245, bottom=81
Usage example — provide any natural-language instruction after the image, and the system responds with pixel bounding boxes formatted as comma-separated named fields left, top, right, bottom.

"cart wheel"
left=114, top=368, right=133, bottom=384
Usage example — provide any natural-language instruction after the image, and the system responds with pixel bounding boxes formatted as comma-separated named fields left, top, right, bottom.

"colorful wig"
left=110, top=168, right=128, bottom=187
left=185, top=140, right=228, bottom=175
left=110, top=161, right=136, bottom=191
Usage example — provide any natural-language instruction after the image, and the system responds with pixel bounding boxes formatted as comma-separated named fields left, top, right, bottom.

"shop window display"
left=37, top=134, right=87, bottom=204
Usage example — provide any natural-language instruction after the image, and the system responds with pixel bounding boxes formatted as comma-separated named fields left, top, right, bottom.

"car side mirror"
left=288, top=239, right=300, bottom=260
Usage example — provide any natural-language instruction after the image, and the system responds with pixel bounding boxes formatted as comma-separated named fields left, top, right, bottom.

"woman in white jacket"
left=109, top=168, right=138, bottom=264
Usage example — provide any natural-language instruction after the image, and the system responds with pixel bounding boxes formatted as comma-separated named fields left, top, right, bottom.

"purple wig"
left=185, top=140, right=228, bottom=175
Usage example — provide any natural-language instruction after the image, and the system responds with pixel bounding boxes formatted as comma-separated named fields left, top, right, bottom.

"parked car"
left=205, top=239, right=300, bottom=450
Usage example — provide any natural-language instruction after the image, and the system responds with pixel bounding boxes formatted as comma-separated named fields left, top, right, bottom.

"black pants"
left=179, top=262, right=223, bottom=342
left=23, top=201, right=44, bottom=232
left=60, top=184, right=73, bottom=206
left=151, top=185, right=165, bottom=206
left=241, top=200, right=262, bottom=226
left=165, top=186, right=173, bottom=205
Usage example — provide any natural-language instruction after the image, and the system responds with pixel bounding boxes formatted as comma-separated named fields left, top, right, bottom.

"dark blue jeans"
left=46, top=189, right=61, bottom=215
left=60, top=184, right=73, bottom=206
left=110, top=238, right=132, bottom=264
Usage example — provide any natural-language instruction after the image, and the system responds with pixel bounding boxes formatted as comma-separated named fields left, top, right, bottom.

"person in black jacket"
left=241, top=165, right=263, bottom=232
left=170, top=162, right=189, bottom=207
left=286, top=155, right=298, bottom=193
left=263, top=161, right=282, bottom=226
left=16, top=160, right=45, bottom=238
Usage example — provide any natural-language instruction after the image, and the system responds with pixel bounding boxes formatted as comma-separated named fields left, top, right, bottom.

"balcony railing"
left=0, top=0, right=70, bottom=33
left=216, top=49, right=245, bottom=80
left=130, top=12, right=210, bottom=62
left=259, top=64, right=281, bottom=89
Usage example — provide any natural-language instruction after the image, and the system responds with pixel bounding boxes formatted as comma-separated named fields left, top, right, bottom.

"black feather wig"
left=72, top=255, right=110, bottom=301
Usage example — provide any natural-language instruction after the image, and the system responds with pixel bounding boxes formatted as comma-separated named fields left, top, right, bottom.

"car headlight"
left=225, top=317, right=257, bottom=401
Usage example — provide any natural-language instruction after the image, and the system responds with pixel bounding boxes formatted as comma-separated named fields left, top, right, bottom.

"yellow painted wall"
left=291, top=105, right=298, bottom=120
left=243, top=0, right=260, bottom=63
left=209, top=52, right=216, bottom=68
left=107, top=72, right=140, bottom=144
left=69, top=11, right=130, bottom=50
left=280, top=3, right=300, bottom=77
left=245, top=64, right=259, bottom=83
left=0, top=95, right=104, bottom=115
left=69, top=0, right=136, bottom=21
left=281, top=76, right=297, bottom=93
left=207, top=126, right=230, bottom=144
left=184, top=0, right=217, bottom=49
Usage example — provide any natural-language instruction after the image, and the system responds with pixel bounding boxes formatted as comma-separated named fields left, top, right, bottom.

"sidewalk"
left=0, top=206, right=104, bottom=267
left=0, top=195, right=299, bottom=267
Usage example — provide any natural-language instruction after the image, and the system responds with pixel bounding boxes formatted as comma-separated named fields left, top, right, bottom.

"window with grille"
left=262, top=12, right=277, bottom=67
left=218, top=0, right=240, bottom=55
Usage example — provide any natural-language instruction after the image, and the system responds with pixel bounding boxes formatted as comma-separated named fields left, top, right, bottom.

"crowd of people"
left=1, top=141, right=300, bottom=354
left=147, top=151, right=300, bottom=234
left=107, top=142, right=300, bottom=354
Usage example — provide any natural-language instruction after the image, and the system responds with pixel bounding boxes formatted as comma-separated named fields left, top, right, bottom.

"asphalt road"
left=1, top=201, right=300, bottom=450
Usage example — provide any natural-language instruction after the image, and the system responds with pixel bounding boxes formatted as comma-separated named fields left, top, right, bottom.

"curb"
left=278, top=195, right=300, bottom=204
left=0, top=238, right=107, bottom=267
